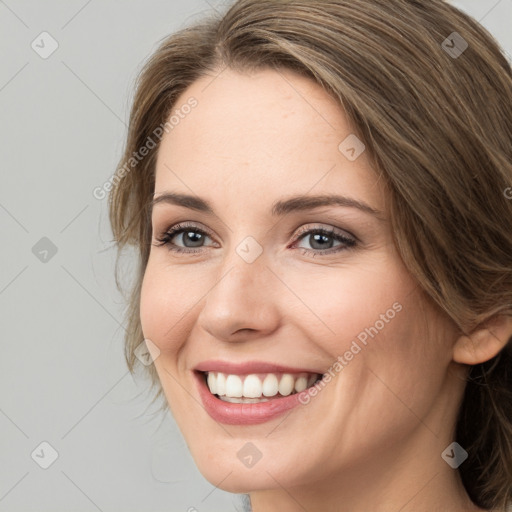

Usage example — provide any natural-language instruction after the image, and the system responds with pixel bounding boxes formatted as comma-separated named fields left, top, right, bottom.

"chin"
left=193, top=455, right=294, bottom=494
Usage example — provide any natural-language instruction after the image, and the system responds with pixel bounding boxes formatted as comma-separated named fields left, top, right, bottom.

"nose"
left=196, top=246, right=281, bottom=343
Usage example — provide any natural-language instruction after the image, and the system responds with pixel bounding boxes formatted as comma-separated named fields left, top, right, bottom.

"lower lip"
left=194, top=372, right=308, bottom=425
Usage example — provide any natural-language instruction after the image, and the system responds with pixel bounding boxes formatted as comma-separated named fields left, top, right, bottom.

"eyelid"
left=155, top=221, right=355, bottom=244
left=291, top=223, right=357, bottom=244
left=154, top=220, right=214, bottom=239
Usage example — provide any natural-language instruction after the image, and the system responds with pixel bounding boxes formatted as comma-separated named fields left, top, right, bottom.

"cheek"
left=294, top=257, right=446, bottom=405
left=283, top=257, right=414, bottom=354
left=335, top=289, right=451, bottom=430
left=139, top=260, right=197, bottom=353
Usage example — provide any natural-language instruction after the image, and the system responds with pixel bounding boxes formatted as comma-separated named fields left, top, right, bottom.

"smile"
left=194, top=361, right=324, bottom=425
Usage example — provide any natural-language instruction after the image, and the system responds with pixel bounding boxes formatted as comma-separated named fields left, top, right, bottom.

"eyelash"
left=154, top=222, right=357, bottom=257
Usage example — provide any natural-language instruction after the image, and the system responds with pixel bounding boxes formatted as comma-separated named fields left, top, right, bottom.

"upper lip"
left=194, top=360, right=323, bottom=375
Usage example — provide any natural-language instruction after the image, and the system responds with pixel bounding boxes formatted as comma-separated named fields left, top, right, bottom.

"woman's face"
left=140, top=68, right=465, bottom=495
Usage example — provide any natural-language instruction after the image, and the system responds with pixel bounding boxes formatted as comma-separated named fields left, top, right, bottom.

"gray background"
left=0, top=1, right=511, bottom=511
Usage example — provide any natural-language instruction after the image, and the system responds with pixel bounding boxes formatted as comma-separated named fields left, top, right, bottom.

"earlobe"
left=453, top=314, right=512, bottom=365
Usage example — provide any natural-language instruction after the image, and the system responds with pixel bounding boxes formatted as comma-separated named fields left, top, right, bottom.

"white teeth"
left=216, top=372, right=226, bottom=395
left=207, top=372, right=217, bottom=395
left=262, top=374, right=279, bottom=397
left=294, top=376, right=308, bottom=392
left=243, top=374, right=262, bottom=398
left=225, top=375, right=243, bottom=397
left=205, top=371, right=320, bottom=399
left=278, top=374, right=295, bottom=396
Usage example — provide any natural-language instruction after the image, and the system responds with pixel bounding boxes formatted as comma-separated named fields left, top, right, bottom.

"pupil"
left=185, top=231, right=203, bottom=247
left=311, top=233, right=332, bottom=250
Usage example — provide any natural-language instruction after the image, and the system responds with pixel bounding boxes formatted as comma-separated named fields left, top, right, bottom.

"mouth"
left=193, top=362, right=325, bottom=425
left=200, top=371, right=323, bottom=403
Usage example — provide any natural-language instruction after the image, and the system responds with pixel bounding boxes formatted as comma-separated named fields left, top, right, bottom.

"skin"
left=139, top=67, right=494, bottom=511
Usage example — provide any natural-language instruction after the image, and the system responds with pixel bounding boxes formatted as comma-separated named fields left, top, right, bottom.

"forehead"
left=154, top=68, right=385, bottom=214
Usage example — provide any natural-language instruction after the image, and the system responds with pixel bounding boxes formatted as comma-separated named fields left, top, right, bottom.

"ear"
left=453, top=314, right=512, bottom=365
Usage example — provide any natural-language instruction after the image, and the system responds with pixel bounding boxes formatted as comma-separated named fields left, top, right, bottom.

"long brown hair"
left=108, top=1, right=512, bottom=509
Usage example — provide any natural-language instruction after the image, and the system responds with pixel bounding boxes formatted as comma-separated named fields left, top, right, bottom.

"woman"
left=109, top=1, right=512, bottom=510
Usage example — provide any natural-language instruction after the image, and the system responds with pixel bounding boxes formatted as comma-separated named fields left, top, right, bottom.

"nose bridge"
left=214, top=235, right=271, bottom=310
left=197, top=235, right=280, bottom=340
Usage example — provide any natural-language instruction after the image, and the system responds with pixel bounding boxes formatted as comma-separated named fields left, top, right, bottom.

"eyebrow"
left=151, top=192, right=383, bottom=218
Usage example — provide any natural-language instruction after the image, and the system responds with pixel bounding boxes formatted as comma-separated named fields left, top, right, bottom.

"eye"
left=154, top=222, right=217, bottom=255
left=290, top=225, right=357, bottom=257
